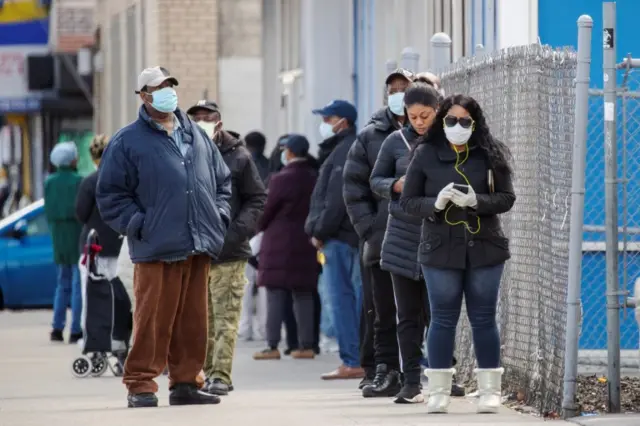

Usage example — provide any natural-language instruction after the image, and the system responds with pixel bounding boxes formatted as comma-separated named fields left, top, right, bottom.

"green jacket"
left=44, top=167, right=83, bottom=265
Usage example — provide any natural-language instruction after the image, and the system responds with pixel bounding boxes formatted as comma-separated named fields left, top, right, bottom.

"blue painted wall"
left=539, top=0, right=640, bottom=350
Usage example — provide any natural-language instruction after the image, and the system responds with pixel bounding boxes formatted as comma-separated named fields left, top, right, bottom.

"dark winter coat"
left=343, top=107, right=402, bottom=265
left=213, top=131, right=267, bottom=264
left=44, top=167, right=83, bottom=265
left=96, top=106, right=232, bottom=263
left=399, top=137, right=516, bottom=269
left=252, top=153, right=270, bottom=183
left=75, top=170, right=123, bottom=258
left=257, top=160, right=319, bottom=290
left=305, top=128, right=359, bottom=248
left=370, top=127, right=422, bottom=280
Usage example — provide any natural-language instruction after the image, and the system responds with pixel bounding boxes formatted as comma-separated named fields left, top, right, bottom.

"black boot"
left=50, top=329, right=64, bottom=342
left=358, top=368, right=375, bottom=390
left=169, top=383, right=221, bottom=406
left=362, top=364, right=402, bottom=398
left=127, top=392, right=158, bottom=408
left=394, top=372, right=424, bottom=404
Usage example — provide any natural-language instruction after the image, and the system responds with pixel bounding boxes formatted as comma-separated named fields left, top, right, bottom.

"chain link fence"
left=434, top=44, right=578, bottom=413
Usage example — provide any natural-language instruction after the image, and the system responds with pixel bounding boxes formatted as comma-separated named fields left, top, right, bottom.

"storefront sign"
left=0, top=45, right=48, bottom=113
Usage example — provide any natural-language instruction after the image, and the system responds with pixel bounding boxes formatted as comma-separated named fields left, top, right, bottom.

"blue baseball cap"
left=312, top=100, right=357, bottom=124
left=282, top=134, right=309, bottom=157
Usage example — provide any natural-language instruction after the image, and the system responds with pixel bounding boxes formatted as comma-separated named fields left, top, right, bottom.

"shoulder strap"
left=398, top=130, right=411, bottom=150
left=488, top=169, right=495, bottom=193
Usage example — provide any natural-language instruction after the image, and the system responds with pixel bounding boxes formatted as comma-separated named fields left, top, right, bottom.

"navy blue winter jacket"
left=96, top=106, right=232, bottom=263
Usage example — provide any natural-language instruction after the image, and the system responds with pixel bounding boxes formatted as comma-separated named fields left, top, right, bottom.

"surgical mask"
left=196, top=121, right=217, bottom=138
left=150, top=87, right=178, bottom=113
left=280, top=150, right=289, bottom=166
left=319, top=122, right=335, bottom=140
left=387, top=92, right=405, bottom=116
left=444, top=123, right=473, bottom=146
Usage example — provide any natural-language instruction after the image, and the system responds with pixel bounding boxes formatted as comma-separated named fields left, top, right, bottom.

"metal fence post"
left=561, top=14, right=593, bottom=419
left=430, top=32, right=452, bottom=70
left=603, top=1, right=621, bottom=413
left=386, top=59, right=398, bottom=74
left=475, top=44, right=485, bottom=57
left=400, top=47, right=420, bottom=72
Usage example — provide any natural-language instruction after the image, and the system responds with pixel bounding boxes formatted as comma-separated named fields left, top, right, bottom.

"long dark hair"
left=416, top=94, right=513, bottom=174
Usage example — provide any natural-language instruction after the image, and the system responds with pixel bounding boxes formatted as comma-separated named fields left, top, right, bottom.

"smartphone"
left=453, top=184, right=470, bottom=194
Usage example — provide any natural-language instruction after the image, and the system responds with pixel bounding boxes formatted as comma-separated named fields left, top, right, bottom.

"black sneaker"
left=207, top=378, right=230, bottom=396
left=169, top=383, right=220, bottom=406
left=50, top=329, right=64, bottom=342
left=127, top=392, right=158, bottom=408
left=358, top=368, right=375, bottom=390
left=451, top=382, right=466, bottom=397
left=362, top=364, right=402, bottom=398
left=228, top=383, right=234, bottom=392
left=68, top=332, right=83, bottom=344
left=394, top=383, right=425, bottom=404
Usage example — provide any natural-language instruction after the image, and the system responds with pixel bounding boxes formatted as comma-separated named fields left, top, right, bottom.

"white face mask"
left=196, top=121, right=219, bottom=139
left=319, top=122, right=336, bottom=139
left=444, top=123, right=473, bottom=146
left=387, top=92, right=405, bottom=116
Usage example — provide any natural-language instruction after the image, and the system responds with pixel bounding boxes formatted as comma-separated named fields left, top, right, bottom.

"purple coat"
left=257, top=160, right=319, bottom=291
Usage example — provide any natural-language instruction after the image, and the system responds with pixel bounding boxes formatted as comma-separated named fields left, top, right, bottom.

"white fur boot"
left=424, top=368, right=456, bottom=414
left=475, top=367, right=504, bottom=413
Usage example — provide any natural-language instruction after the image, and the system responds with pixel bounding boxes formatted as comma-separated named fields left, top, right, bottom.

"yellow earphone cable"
left=443, top=147, right=482, bottom=234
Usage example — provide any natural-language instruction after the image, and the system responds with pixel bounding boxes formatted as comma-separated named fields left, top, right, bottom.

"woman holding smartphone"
left=370, top=83, right=463, bottom=404
left=400, top=94, right=515, bottom=414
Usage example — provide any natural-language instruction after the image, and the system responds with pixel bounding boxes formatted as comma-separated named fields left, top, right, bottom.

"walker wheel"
left=90, top=353, right=109, bottom=377
left=71, top=355, right=93, bottom=378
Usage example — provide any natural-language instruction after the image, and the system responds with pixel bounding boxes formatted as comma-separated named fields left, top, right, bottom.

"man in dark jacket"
left=96, top=67, right=232, bottom=408
left=44, top=141, right=83, bottom=344
left=244, top=131, right=270, bottom=183
left=343, top=69, right=413, bottom=396
left=305, top=100, right=364, bottom=380
left=187, top=100, right=267, bottom=396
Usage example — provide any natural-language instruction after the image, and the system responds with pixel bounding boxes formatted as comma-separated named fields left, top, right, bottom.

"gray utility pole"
left=603, top=1, right=621, bottom=414
left=562, top=14, right=593, bottom=419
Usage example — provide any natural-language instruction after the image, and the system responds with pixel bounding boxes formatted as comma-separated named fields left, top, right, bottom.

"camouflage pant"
left=203, top=260, right=247, bottom=384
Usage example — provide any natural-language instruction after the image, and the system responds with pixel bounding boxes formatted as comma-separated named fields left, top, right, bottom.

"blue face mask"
left=150, top=87, right=178, bottom=113
left=387, top=92, right=405, bottom=116
left=280, top=150, right=288, bottom=166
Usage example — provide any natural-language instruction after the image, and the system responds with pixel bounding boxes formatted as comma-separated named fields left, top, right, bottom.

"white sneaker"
left=424, top=368, right=456, bottom=414
left=475, top=367, right=504, bottom=414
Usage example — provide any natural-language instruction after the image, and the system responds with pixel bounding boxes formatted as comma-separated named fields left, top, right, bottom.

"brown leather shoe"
left=321, top=365, right=366, bottom=380
left=253, top=348, right=281, bottom=360
left=291, top=349, right=315, bottom=359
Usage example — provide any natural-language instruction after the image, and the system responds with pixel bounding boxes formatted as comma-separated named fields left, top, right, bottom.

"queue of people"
left=41, top=63, right=514, bottom=415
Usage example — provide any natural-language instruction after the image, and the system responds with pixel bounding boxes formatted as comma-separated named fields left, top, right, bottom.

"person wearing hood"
left=343, top=68, right=412, bottom=396
left=187, top=100, right=267, bottom=396
left=244, top=131, right=270, bottom=183
left=44, top=141, right=83, bottom=344
left=96, top=67, right=232, bottom=408
left=305, top=100, right=364, bottom=380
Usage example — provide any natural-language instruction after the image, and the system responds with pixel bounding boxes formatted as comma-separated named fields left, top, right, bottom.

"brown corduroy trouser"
left=123, top=254, right=210, bottom=394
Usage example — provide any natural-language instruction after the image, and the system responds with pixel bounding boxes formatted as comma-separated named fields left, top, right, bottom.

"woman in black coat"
left=399, top=94, right=515, bottom=414
left=75, top=135, right=123, bottom=265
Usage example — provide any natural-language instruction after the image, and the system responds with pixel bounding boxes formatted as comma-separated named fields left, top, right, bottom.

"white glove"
left=451, top=185, right=478, bottom=208
left=434, top=182, right=455, bottom=211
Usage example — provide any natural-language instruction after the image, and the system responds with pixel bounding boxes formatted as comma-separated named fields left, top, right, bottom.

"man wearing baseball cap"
left=96, top=67, right=232, bottom=408
left=186, top=99, right=266, bottom=396
left=343, top=67, right=413, bottom=397
left=305, top=99, right=364, bottom=380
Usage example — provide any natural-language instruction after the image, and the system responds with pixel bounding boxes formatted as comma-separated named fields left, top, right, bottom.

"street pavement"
left=0, top=310, right=628, bottom=425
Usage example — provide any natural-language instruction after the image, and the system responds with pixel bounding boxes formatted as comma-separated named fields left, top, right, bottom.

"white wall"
left=496, top=0, right=538, bottom=49
left=218, top=57, right=263, bottom=137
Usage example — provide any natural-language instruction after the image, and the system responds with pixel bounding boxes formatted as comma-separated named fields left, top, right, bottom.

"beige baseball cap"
left=136, top=66, right=179, bottom=93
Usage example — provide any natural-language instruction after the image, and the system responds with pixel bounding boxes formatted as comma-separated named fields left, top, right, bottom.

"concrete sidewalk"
left=0, top=311, right=572, bottom=425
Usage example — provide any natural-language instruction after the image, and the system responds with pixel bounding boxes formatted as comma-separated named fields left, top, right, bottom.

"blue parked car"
left=0, top=200, right=57, bottom=309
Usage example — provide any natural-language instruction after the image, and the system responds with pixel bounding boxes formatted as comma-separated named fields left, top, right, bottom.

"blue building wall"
left=539, top=0, right=640, bottom=350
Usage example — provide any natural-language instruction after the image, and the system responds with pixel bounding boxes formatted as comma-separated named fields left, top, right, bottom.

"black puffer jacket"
left=306, top=128, right=359, bottom=247
left=399, top=137, right=516, bottom=269
left=370, top=127, right=422, bottom=280
left=213, top=131, right=267, bottom=264
left=343, top=108, right=401, bottom=265
left=75, top=170, right=123, bottom=257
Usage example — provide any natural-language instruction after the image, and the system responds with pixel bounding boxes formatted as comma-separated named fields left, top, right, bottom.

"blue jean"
left=422, top=263, right=504, bottom=369
left=52, top=264, right=82, bottom=335
left=323, top=240, right=362, bottom=367
left=317, top=272, right=336, bottom=338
